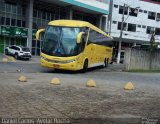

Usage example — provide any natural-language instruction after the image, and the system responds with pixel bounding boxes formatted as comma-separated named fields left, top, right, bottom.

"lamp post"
left=117, top=4, right=140, bottom=64
left=117, top=3, right=126, bottom=64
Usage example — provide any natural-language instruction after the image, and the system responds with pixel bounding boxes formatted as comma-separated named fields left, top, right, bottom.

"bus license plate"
left=53, top=64, right=59, bottom=68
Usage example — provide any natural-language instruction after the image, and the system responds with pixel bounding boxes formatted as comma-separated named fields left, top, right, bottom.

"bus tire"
left=82, top=59, right=88, bottom=73
left=104, top=58, right=108, bottom=68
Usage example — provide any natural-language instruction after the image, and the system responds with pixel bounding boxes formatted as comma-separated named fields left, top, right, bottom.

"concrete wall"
left=125, top=48, right=160, bottom=70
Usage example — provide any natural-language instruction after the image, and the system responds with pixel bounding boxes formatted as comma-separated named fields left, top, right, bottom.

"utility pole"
left=149, top=31, right=155, bottom=70
left=117, top=3, right=126, bottom=64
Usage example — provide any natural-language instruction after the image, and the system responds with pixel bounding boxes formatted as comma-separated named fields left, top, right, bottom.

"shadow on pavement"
left=41, top=65, right=120, bottom=74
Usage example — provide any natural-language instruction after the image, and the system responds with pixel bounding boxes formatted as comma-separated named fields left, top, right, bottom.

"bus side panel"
left=106, top=47, right=113, bottom=63
left=95, top=45, right=113, bottom=65
left=96, top=45, right=107, bottom=64
left=83, top=44, right=96, bottom=68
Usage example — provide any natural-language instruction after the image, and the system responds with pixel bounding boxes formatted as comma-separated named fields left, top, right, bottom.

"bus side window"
left=82, top=27, right=89, bottom=34
left=78, top=35, right=86, bottom=52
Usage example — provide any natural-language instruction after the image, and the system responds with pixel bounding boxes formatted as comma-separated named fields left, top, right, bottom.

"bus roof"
left=48, top=20, right=113, bottom=39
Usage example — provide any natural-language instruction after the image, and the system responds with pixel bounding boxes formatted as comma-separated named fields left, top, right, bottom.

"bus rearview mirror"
left=77, top=32, right=85, bottom=44
left=36, top=29, right=45, bottom=40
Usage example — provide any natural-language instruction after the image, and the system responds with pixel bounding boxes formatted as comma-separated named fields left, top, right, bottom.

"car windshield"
left=22, top=47, right=30, bottom=52
left=42, top=26, right=82, bottom=57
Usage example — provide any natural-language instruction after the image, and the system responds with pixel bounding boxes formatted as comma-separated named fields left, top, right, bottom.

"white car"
left=5, top=45, right=32, bottom=60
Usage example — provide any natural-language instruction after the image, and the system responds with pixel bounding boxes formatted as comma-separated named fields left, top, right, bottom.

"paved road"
left=0, top=59, right=160, bottom=123
left=0, top=55, right=124, bottom=73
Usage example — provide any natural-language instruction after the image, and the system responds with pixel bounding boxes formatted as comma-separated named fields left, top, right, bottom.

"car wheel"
left=5, top=49, right=8, bottom=55
left=14, top=53, right=19, bottom=60
left=82, top=59, right=88, bottom=73
left=26, top=58, right=30, bottom=61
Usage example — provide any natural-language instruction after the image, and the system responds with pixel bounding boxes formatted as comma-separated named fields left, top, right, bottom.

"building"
left=0, top=0, right=110, bottom=55
left=109, top=0, right=160, bottom=58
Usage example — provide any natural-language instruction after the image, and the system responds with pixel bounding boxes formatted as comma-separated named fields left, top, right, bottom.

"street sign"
left=0, top=26, right=28, bottom=37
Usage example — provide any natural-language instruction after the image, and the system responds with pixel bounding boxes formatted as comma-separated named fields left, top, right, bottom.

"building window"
left=17, top=20, right=21, bottom=27
left=117, top=22, right=127, bottom=30
left=144, top=10, right=147, bottom=13
left=17, top=6, right=22, bottom=15
left=146, top=26, right=154, bottom=34
left=47, top=13, right=50, bottom=20
left=155, top=28, right=160, bottom=35
left=11, top=5, right=16, bottom=14
left=51, top=13, right=55, bottom=20
left=1, top=2, right=5, bottom=12
left=128, top=23, right=136, bottom=32
left=11, top=19, right=16, bottom=26
left=6, top=18, right=10, bottom=25
left=139, top=9, right=143, bottom=12
left=33, top=22, right=37, bottom=29
left=42, top=11, right=46, bottom=19
left=156, top=13, right=160, bottom=21
left=112, top=21, right=117, bottom=24
left=22, top=21, right=25, bottom=27
left=142, top=25, right=146, bottom=28
left=1, top=17, right=5, bottom=25
left=114, top=4, right=118, bottom=8
left=6, top=4, right=11, bottom=13
left=129, top=8, right=138, bottom=17
left=137, top=25, right=141, bottom=28
left=33, top=9, right=37, bottom=17
left=38, top=11, right=42, bottom=19
left=22, top=6, right=26, bottom=16
left=148, top=11, right=156, bottom=20
left=119, top=6, right=128, bottom=15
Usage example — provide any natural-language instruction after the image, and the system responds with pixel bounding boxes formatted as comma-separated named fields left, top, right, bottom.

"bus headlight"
left=64, top=59, right=77, bottom=63
left=61, top=57, right=79, bottom=63
left=41, top=56, right=79, bottom=64
left=41, top=56, right=47, bottom=61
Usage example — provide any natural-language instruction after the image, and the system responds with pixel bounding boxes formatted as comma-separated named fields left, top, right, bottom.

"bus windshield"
left=42, top=26, right=82, bottom=57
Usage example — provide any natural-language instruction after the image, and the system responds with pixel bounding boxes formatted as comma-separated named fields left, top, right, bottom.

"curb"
left=3, top=54, right=16, bottom=62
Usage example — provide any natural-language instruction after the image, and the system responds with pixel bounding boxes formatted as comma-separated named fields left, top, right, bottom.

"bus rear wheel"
left=82, top=59, right=88, bottom=73
left=104, top=58, right=108, bottom=68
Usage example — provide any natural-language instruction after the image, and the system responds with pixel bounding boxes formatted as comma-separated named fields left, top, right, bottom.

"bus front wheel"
left=82, top=59, right=88, bottom=73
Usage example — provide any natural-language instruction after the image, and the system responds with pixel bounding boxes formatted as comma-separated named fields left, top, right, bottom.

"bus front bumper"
left=41, top=58, right=80, bottom=71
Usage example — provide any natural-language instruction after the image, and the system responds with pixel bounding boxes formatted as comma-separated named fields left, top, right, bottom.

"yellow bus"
left=36, top=20, right=113, bottom=72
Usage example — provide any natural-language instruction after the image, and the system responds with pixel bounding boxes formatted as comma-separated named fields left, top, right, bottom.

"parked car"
left=5, top=45, right=32, bottom=60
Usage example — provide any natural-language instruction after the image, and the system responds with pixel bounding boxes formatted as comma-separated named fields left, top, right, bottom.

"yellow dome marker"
left=86, top=79, right=96, bottom=87
left=18, top=75, right=27, bottom=82
left=124, top=82, right=135, bottom=90
left=9, top=56, right=15, bottom=61
left=2, top=58, right=8, bottom=62
left=51, top=77, right=60, bottom=85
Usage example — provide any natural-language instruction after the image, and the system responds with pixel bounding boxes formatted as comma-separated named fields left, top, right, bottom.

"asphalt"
left=0, top=53, right=40, bottom=63
left=0, top=54, right=160, bottom=122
